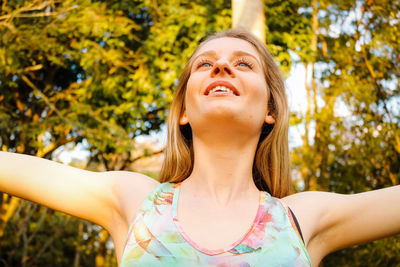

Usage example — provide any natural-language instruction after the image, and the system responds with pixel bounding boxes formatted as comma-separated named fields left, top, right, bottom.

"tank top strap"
left=275, top=198, right=303, bottom=242
left=273, top=197, right=311, bottom=264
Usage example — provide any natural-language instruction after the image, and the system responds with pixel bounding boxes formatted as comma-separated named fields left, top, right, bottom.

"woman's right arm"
left=0, top=151, right=159, bottom=232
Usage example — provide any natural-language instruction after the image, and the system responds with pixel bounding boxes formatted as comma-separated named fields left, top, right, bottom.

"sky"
left=286, top=62, right=308, bottom=148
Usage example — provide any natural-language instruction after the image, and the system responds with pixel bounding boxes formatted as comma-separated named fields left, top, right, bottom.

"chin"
left=202, top=103, right=240, bottom=119
left=187, top=101, right=263, bottom=133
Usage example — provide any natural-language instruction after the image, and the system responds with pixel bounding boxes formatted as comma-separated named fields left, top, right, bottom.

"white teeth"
left=208, top=86, right=234, bottom=95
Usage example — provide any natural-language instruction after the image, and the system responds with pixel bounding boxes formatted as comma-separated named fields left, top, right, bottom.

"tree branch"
left=0, top=4, right=77, bottom=22
left=36, top=136, right=84, bottom=158
left=21, top=74, right=74, bottom=126
left=131, top=148, right=164, bottom=164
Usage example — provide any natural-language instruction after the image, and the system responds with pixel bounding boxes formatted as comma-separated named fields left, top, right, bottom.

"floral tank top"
left=120, top=182, right=312, bottom=266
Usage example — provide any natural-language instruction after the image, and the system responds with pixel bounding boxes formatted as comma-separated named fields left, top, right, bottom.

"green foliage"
left=0, top=0, right=232, bottom=159
left=288, top=0, right=400, bottom=265
left=324, top=235, right=400, bottom=267
left=265, top=0, right=312, bottom=73
left=1, top=202, right=102, bottom=266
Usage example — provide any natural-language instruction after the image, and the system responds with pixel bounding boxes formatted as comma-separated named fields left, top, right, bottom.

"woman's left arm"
left=283, top=186, right=400, bottom=262
left=323, top=186, right=400, bottom=250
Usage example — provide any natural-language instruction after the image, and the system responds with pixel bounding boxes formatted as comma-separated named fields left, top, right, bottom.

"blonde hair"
left=159, top=28, right=292, bottom=198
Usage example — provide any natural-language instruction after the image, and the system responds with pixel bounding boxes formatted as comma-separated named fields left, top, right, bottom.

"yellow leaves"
left=20, top=64, right=42, bottom=73
left=394, top=134, right=400, bottom=154
left=108, top=67, right=116, bottom=75
left=33, top=113, right=40, bottom=122
left=85, top=76, right=93, bottom=86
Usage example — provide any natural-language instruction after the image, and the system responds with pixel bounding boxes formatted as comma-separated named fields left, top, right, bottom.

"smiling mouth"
left=208, top=86, right=235, bottom=95
left=204, top=81, right=239, bottom=96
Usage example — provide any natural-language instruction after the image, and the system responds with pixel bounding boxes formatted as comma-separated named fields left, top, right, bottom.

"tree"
left=289, top=0, right=400, bottom=265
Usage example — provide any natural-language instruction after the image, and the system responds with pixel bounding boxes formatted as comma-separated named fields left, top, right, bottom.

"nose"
left=211, top=60, right=235, bottom=78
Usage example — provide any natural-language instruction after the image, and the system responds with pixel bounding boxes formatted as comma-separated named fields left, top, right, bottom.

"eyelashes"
left=195, top=57, right=255, bottom=70
left=196, top=59, right=213, bottom=69
left=234, top=57, right=254, bottom=69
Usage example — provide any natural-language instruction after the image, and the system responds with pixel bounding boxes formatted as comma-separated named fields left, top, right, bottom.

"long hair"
left=159, top=28, right=292, bottom=198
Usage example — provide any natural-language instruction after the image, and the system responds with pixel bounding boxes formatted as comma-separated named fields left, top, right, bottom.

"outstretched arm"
left=283, top=186, right=400, bottom=264
left=0, top=151, right=158, bottom=232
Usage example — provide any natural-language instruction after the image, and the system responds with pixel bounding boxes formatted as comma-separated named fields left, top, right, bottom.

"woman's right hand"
left=0, top=151, right=159, bottom=240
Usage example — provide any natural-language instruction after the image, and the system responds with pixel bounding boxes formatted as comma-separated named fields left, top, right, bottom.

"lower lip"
left=207, top=91, right=237, bottom=97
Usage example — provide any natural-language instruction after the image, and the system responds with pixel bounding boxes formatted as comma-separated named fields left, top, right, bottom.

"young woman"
left=0, top=29, right=399, bottom=266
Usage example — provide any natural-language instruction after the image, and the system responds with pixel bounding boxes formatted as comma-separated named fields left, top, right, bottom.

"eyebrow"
left=193, top=50, right=261, bottom=66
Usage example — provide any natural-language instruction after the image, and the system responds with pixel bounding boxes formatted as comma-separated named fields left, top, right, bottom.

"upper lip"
left=204, top=80, right=240, bottom=96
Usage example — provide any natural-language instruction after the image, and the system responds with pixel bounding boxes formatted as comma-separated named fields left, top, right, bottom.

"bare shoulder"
left=105, top=171, right=160, bottom=226
left=280, top=191, right=344, bottom=265
left=281, top=191, right=344, bottom=239
left=281, top=190, right=342, bottom=210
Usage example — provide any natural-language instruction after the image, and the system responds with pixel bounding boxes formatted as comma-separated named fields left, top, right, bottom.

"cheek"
left=248, top=80, right=268, bottom=103
left=185, top=75, right=202, bottom=105
left=186, top=73, right=201, bottom=94
left=182, top=84, right=197, bottom=121
left=247, top=84, right=269, bottom=120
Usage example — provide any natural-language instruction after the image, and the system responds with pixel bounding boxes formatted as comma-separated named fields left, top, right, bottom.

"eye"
left=238, top=62, right=250, bottom=67
left=201, top=62, right=212, bottom=68
left=196, top=59, right=213, bottom=69
left=234, top=58, right=254, bottom=69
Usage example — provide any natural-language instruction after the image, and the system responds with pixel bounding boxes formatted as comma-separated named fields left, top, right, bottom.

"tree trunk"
left=232, top=0, right=265, bottom=42
left=303, top=62, right=312, bottom=191
left=302, top=0, right=319, bottom=191
left=310, top=0, right=328, bottom=190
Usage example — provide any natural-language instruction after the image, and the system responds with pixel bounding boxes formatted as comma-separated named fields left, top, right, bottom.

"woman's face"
left=181, top=37, right=274, bottom=136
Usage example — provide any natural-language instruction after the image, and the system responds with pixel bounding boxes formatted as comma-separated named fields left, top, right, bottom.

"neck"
left=183, top=129, right=261, bottom=205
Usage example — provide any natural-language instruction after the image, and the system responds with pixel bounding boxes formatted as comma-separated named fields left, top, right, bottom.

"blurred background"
left=0, top=0, right=399, bottom=266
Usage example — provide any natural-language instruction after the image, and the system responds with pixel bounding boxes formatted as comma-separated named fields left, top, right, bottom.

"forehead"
left=194, top=37, right=260, bottom=59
